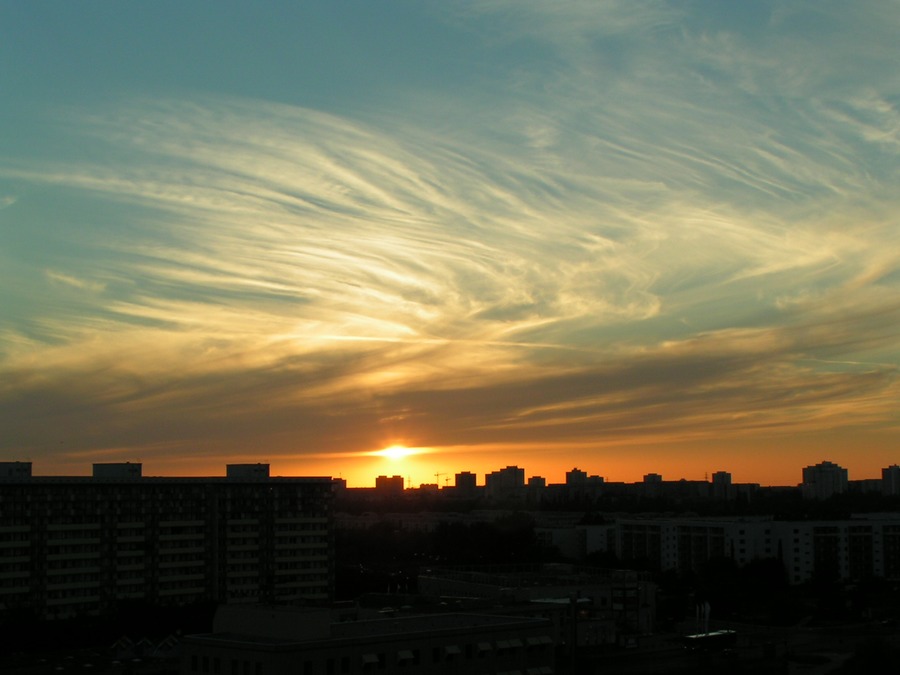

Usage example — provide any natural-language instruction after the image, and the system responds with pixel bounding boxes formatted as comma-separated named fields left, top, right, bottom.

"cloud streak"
left=1, top=1, right=898, bottom=482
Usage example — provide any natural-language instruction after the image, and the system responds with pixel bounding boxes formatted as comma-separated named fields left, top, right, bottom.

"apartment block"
left=0, top=462, right=334, bottom=620
left=801, top=461, right=848, bottom=500
left=613, top=515, right=900, bottom=584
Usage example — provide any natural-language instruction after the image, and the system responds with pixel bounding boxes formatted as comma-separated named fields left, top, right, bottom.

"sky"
left=1, top=1, right=899, bottom=488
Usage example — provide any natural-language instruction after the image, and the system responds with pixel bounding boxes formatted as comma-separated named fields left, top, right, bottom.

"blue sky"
left=1, top=1, right=899, bottom=485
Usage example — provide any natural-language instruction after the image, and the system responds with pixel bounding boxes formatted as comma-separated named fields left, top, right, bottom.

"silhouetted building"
left=91, top=462, right=143, bottom=479
left=0, top=463, right=334, bottom=620
left=0, top=461, right=32, bottom=479
left=801, top=461, right=848, bottom=500
left=455, top=471, right=477, bottom=491
left=451, top=471, right=479, bottom=500
left=226, top=463, right=270, bottom=479
left=566, top=468, right=588, bottom=485
left=883, top=465, right=900, bottom=496
left=375, top=474, right=404, bottom=496
left=485, top=466, right=525, bottom=501
left=850, top=478, right=883, bottom=494
left=711, top=471, right=733, bottom=500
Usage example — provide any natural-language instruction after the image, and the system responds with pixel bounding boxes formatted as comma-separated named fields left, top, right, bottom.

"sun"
left=374, top=444, right=418, bottom=460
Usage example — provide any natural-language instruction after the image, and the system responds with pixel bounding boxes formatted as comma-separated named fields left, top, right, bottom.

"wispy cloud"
left=1, top=1, right=898, bottom=481
left=44, top=269, right=106, bottom=293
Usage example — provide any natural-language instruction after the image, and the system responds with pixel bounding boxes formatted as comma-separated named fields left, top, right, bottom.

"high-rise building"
left=374, top=474, right=405, bottom=495
left=454, top=471, right=477, bottom=491
left=711, top=471, right=733, bottom=500
left=0, top=462, right=334, bottom=621
left=485, top=466, right=525, bottom=500
left=566, top=468, right=588, bottom=485
left=801, top=461, right=848, bottom=500
left=882, top=465, right=900, bottom=496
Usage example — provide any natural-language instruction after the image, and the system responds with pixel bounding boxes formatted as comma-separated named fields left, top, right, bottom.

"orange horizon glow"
left=3, top=5, right=899, bottom=512
left=23, top=430, right=899, bottom=490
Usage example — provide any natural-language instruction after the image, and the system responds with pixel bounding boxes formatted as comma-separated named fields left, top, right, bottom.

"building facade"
left=0, top=463, right=334, bottom=620
left=614, top=515, right=900, bottom=585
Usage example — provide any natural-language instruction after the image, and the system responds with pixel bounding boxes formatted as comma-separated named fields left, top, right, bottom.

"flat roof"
left=0, top=476, right=334, bottom=484
left=189, top=611, right=551, bottom=650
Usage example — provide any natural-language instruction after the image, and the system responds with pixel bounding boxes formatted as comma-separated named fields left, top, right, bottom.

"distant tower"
left=375, top=475, right=404, bottom=496
left=455, top=471, right=478, bottom=497
left=566, top=468, right=588, bottom=485
left=801, top=461, right=848, bottom=500
left=883, top=465, right=900, bottom=496
left=711, top=471, right=732, bottom=500
left=485, top=465, right=525, bottom=500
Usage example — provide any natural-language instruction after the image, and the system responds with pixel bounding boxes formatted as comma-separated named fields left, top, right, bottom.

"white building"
left=613, top=515, right=900, bottom=585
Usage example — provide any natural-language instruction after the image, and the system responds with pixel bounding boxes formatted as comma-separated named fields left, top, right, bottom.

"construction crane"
left=434, top=472, right=446, bottom=487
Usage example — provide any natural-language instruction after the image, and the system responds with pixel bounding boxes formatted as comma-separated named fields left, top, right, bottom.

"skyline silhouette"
left=8, top=456, right=899, bottom=493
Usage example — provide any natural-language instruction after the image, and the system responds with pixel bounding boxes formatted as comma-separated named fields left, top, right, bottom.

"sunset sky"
left=2, top=2, right=898, bottom=487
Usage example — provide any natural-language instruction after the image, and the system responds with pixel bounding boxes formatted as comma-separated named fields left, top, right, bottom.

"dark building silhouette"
left=485, top=465, right=525, bottom=501
left=453, top=471, right=479, bottom=500
left=711, top=471, right=733, bottom=500
left=374, top=474, right=405, bottom=496
left=0, top=462, right=334, bottom=620
left=883, top=464, right=900, bottom=496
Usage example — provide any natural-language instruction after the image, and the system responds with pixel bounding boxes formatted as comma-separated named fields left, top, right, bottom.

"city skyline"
left=7, top=456, right=897, bottom=492
left=2, top=3, right=899, bottom=488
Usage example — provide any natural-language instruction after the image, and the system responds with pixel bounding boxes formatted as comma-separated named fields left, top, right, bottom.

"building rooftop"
left=191, top=605, right=549, bottom=647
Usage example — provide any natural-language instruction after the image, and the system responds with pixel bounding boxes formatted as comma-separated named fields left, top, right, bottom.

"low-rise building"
left=182, top=604, right=556, bottom=675
left=419, top=563, right=655, bottom=644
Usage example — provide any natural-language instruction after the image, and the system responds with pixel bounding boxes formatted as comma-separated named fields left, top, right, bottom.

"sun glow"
left=373, top=444, right=420, bottom=460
